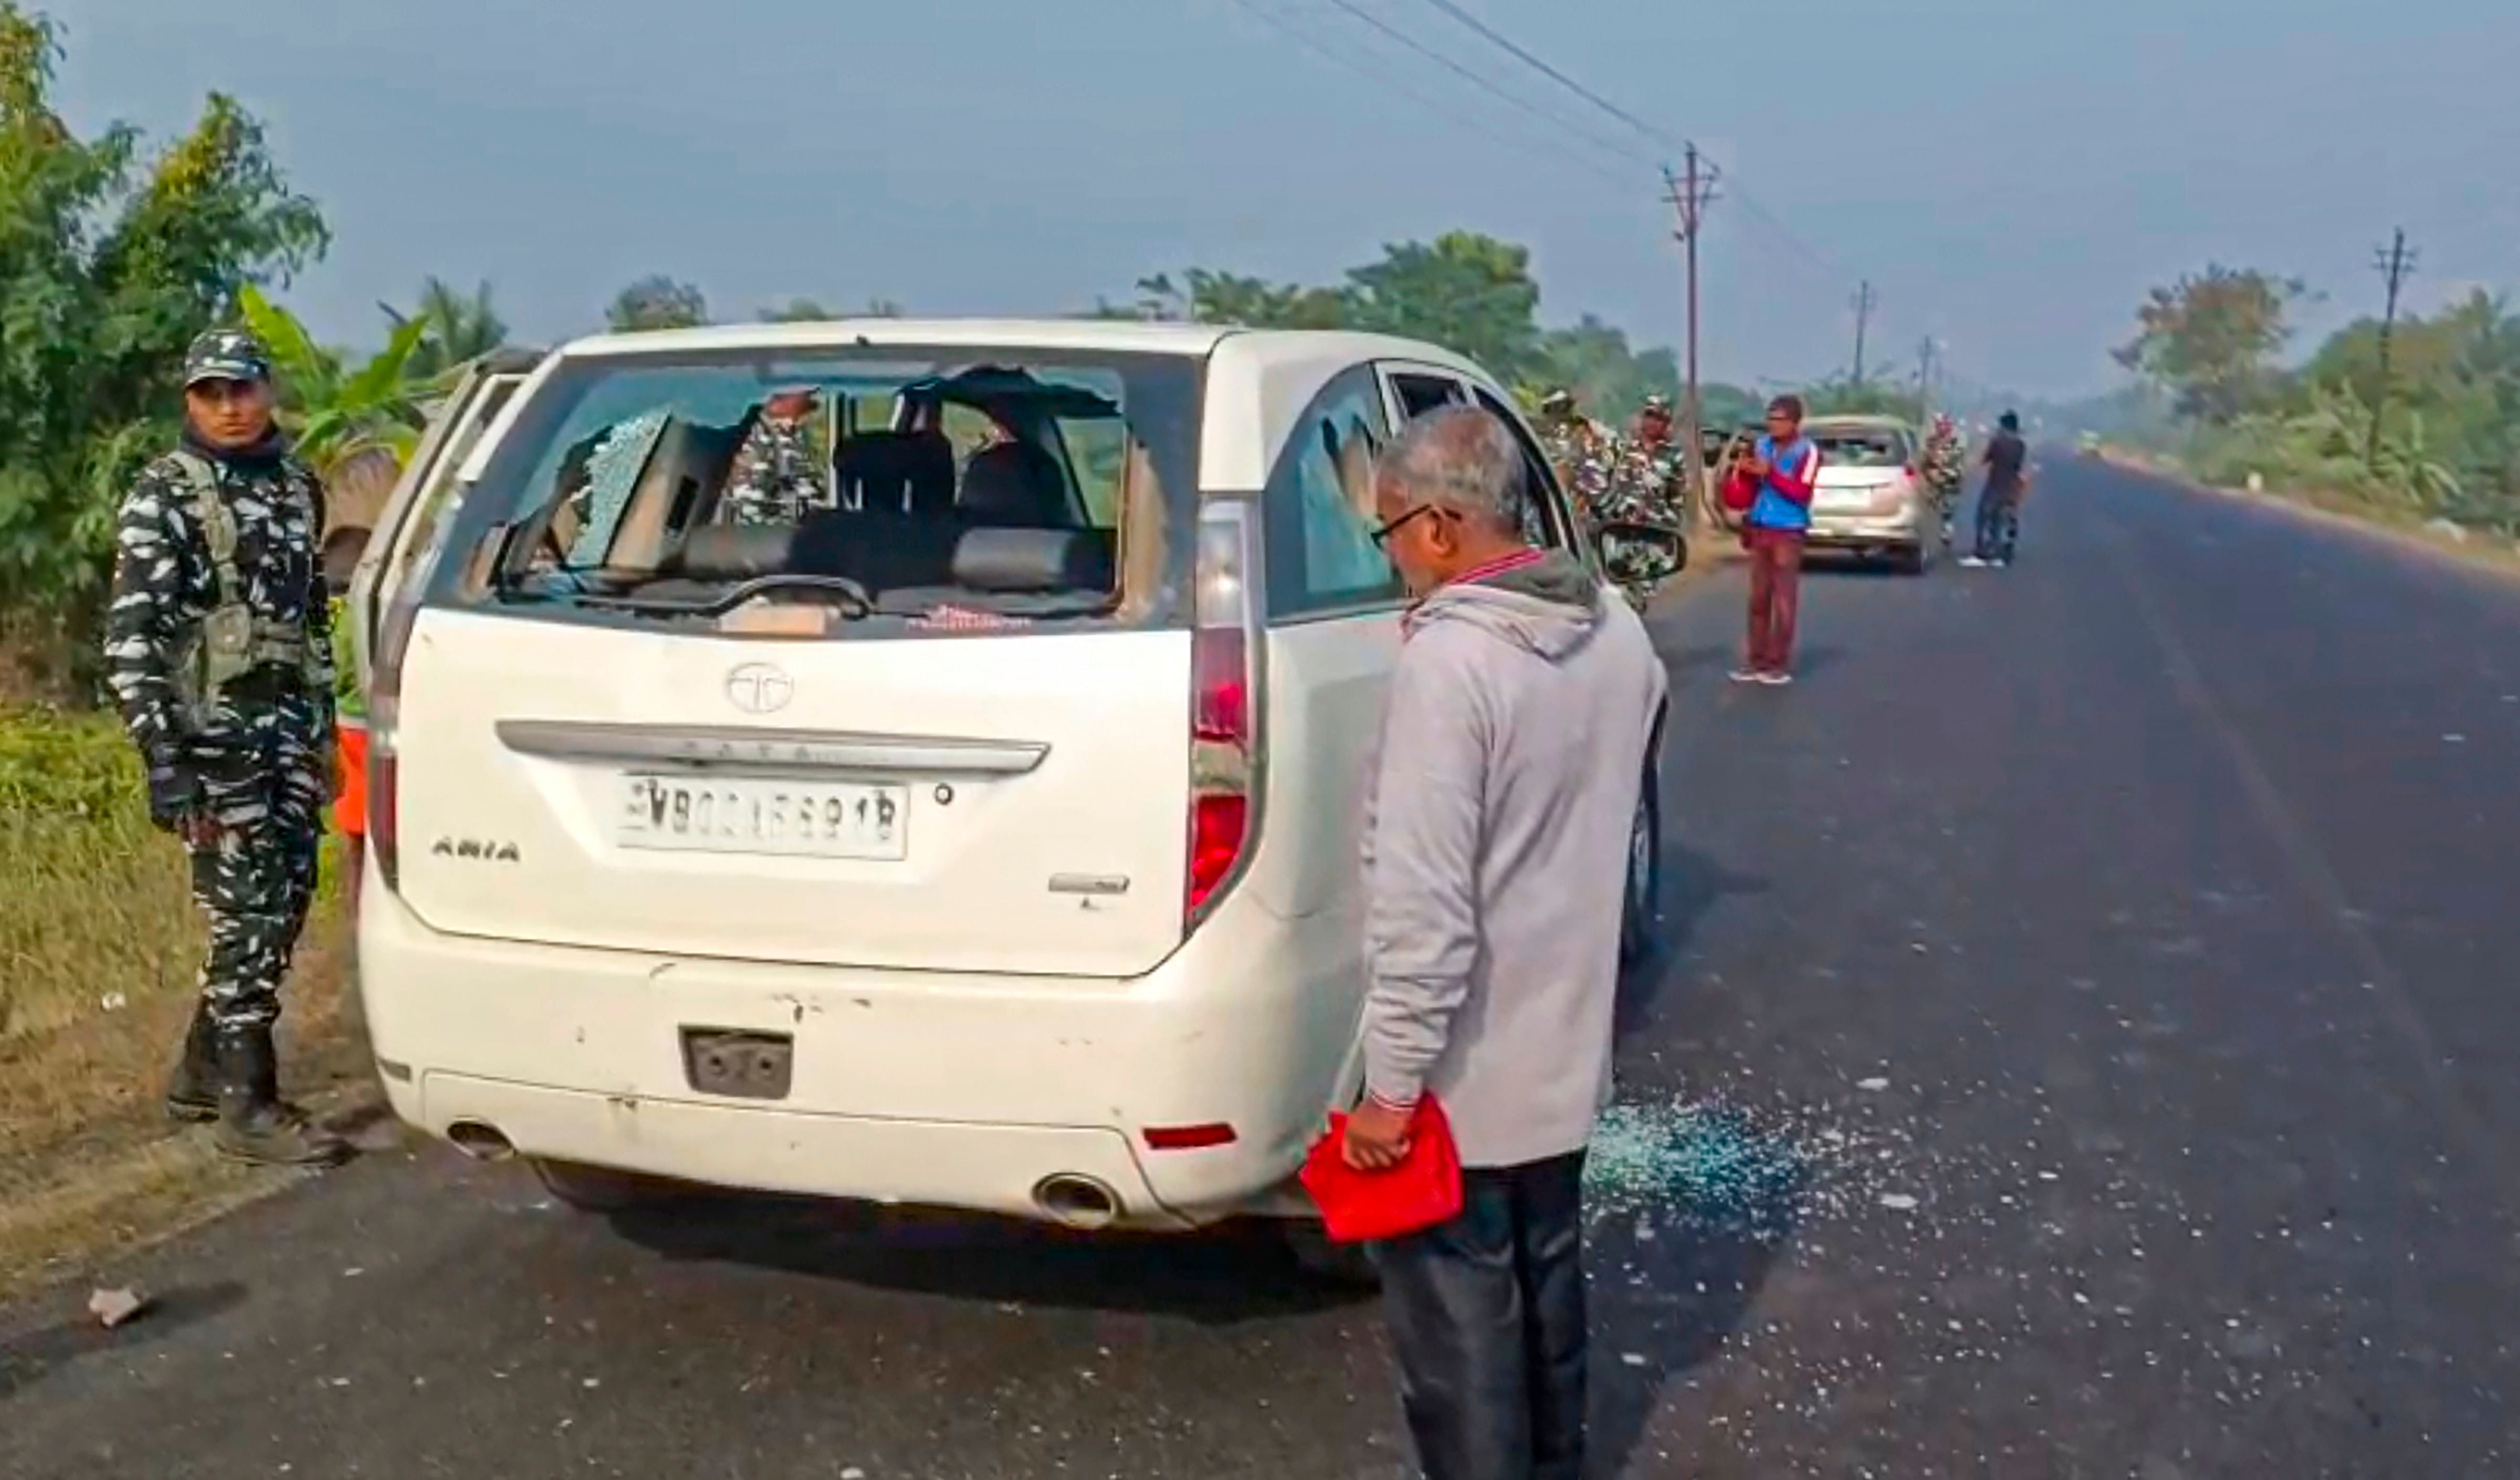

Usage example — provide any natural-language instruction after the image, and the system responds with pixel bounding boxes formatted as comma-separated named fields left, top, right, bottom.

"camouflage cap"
left=1539, top=387, right=1576, bottom=412
left=1641, top=394, right=1673, bottom=414
left=183, top=328, right=272, bottom=387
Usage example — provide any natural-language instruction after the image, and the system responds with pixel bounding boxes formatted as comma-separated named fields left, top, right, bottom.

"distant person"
left=1726, top=394, right=1822, bottom=685
left=1920, top=412, right=1966, bottom=551
left=722, top=387, right=823, bottom=524
left=105, top=329, right=348, bottom=1168
left=1350, top=404, right=1666, bottom=1480
left=1623, top=394, right=1689, bottom=522
left=1965, top=411, right=2030, bottom=568
left=1534, top=387, right=1620, bottom=531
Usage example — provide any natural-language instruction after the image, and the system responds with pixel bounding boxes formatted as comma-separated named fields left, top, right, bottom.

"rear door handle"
left=497, top=720, right=1049, bottom=776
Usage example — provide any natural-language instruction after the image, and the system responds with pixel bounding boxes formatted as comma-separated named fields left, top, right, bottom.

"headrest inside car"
left=675, top=524, right=794, bottom=581
left=949, top=528, right=1115, bottom=594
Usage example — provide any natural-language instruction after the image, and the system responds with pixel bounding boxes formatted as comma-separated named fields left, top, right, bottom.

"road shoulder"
left=2098, top=450, right=2520, bottom=582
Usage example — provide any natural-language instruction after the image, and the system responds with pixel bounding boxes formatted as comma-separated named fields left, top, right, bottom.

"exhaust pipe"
left=1033, top=1174, right=1121, bottom=1231
left=445, top=1120, right=516, bottom=1162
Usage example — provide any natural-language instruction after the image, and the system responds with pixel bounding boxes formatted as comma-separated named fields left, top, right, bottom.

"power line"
left=1400, top=0, right=1863, bottom=295
left=1217, top=0, right=1636, bottom=189
left=1410, top=0, right=1673, bottom=153
left=1312, top=0, right=1654, bottom=170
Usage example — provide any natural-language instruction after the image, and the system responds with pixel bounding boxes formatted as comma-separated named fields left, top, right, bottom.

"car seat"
left=959, top=441, right=1070, bottom=528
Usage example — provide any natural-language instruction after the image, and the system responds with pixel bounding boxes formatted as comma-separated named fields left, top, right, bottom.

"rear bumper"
left=355, top=878, right=1360, bottom=1230
left=1804, top=509, right=1922, bottom=548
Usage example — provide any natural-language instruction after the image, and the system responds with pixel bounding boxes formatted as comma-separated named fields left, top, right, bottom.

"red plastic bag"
left=1299, top=1096, right=1465, bottom=1244
left=1720, top=467, right=1758, bottom=514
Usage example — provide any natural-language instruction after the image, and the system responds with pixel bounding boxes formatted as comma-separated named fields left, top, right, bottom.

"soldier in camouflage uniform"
left=1534, top=387, right=1621, bottom=533
left=720, top=387, right=824, bottom=524
left=1920, top=412, right=1966, bottom=551
left=105, top=329, right=348, bottom=1168
left=1593, top=395, right=1689, bottom=608
left=1622, top=395, right=1689, bottom=524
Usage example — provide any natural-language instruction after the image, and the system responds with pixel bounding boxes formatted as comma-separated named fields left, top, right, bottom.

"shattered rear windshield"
left=421, top=344, right=1201, bottom=635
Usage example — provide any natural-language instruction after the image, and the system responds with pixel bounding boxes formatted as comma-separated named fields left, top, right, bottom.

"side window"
left=377, top=376, right=521, bottom=609
left=1389, top=371, right=1467, bottom=422
left=1472, top=387, right=1574, bottom=552
left=1263, top=365, right=1404, bottom=617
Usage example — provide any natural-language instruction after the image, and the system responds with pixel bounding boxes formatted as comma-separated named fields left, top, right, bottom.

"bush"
left=0, top=710, right=196, bottom=1042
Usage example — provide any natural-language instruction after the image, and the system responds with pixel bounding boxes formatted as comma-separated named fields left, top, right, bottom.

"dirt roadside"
left=0, top=921, right=394, bottom=1304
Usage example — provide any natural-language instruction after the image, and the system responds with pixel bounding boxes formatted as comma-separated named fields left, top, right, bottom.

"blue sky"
left=39, top=0, right=2519, bottom=397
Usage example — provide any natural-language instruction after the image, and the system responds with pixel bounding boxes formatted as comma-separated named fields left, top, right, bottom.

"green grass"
left=0, top=706, right=368, bottom=1294
left=0, top=712, right=199, bottom=1042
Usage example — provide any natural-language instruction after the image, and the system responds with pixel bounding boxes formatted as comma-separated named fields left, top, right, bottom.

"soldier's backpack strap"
left=165, top=450, right=303, bottom=705
left=166, top=452, right=242, bottom=605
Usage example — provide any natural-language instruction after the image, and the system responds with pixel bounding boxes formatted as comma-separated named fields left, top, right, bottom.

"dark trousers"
left=186, top=690, right=328, bottom=1030
left=1374, top=1152, right=1588, bottom=1480
left=1744, top=526, right=1806, bottom=674
left=1973, top=487, right=2020, bottom=562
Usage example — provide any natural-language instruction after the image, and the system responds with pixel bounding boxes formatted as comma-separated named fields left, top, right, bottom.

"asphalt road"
left=7, top=458, right=2518, bottom=1479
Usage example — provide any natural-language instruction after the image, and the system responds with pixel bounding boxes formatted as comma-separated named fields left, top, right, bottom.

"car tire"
left=1280, top=1219, right=1381, bottom=1289
left=1619, top=762, right=1663, bottom=967
left=1897, top=542, right=1930, bottom=575
left=530, top=1157, right=686, bottom=1213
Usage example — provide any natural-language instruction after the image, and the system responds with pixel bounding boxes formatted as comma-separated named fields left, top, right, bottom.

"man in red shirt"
left=1725, top=395, right=1822, bottom=685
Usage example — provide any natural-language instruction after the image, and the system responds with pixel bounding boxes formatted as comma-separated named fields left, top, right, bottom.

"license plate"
left=618, top=774, right=908, bottom=859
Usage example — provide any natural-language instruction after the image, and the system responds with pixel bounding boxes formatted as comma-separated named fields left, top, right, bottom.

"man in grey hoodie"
left=1347, top=404, right=1668, bottom=1480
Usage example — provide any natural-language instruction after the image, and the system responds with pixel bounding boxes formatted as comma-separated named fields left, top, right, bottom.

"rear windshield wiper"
left=572, top=573, right=876, bottom=620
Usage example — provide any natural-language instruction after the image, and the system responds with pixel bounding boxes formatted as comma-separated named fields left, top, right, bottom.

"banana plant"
left=236, top=282, right=433, bottom=476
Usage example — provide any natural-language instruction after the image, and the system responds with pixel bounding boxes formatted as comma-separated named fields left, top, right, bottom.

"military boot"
left=213, top=1026, right=349, bottom=1168
left=163, top=999, right=220, bottom=1123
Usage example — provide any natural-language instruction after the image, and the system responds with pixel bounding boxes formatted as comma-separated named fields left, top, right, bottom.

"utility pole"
left=2367, top=228, right=2416, bottom=469
left=1663, top=145, right=1719, bottom=520
left=1916, top=337, right=1939, bottom=413
left=1850, top=281, right=1877, bottom=385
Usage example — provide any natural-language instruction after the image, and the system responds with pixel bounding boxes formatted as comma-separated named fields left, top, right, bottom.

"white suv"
left=350, top=319, right=1667, bottom=1241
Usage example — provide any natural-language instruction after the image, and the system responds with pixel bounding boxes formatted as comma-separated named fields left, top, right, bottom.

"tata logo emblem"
left=432, top=837, right=520, bottom=863
left=724, top=662, right=794, bottom=715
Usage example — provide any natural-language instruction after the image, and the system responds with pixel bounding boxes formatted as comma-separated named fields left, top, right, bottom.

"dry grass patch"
left=0, top=708, right=378, bottom=1299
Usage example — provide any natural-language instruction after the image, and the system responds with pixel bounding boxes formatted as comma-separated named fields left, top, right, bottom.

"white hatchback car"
left=349, top=319, right=1667, bottom=1248
left=1801, top=414, right=1932, bottom=573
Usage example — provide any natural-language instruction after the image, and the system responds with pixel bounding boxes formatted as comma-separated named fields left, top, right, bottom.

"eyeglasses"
left=1368, top=504, right=1445, bottom=547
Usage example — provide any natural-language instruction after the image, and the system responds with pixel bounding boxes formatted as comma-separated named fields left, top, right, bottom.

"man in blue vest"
left=1726, top=395, right=1822, bottom=685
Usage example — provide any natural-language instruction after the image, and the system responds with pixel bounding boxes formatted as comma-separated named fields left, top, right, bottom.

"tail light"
left=1187, top=500, right=1262, bottom=922
left=365, top=591, right=418, bottom=894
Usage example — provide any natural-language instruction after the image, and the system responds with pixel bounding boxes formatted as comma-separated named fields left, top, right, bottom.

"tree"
left=759, top=296, right=905, bottom=322
left=236, top=283, right=432, bottom=476
left=1345, top=232, right=1542, bottom=381
left=605, top=275, right=707, bottom=332
left=1106, top=233, right=1702, bottom=426
left=2298, top=288, right=2520, bottom=522
left=2114, top=265, right=2309, bottom=425
left=1531, top=313, right=1678, bottom=418
left=1700, top=382, right=1762, bottom=432
left=1799, top=376, right=1926, bottom=423
left=0, top=3, right=328, bottom=683
left=385, top=276, right=507, bottom=381
left=1117, top=270, right=1354, bottom=329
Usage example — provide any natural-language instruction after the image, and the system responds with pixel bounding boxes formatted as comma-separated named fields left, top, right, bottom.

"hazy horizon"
left=35, top=0, right=2518, bottom=400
